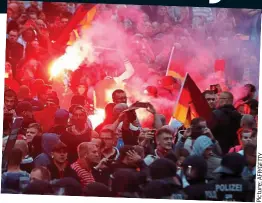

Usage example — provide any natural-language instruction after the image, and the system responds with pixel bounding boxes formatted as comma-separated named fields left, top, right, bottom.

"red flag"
left=33, top=106, right=58, bottom=132
left=171, top=73, right=213, bottom=128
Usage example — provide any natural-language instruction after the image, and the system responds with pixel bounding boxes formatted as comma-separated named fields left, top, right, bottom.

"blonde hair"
left=28, top=123, right=43, bottom=134
left=77, top=142, right=96, bottom=158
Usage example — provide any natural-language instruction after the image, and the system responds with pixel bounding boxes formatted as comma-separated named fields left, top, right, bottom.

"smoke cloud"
left=54, top=4, right=260, bottom=122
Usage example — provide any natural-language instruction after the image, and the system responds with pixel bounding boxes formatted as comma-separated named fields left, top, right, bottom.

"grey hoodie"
left=34, top=133, right=60, bottom=167
left=191, top=136, right=221, bottom=181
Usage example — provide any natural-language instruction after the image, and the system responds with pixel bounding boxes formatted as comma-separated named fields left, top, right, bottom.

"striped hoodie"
left=71, top=160, right=95, bottom=187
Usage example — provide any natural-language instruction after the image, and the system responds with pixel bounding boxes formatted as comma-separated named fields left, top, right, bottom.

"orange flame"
left=88, top=108, right=105, bottom=129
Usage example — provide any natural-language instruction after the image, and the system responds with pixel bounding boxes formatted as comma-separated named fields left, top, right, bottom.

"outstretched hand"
left=146, top=103, right=156, bottom=115
left=183, top=128, right=192, bottom=139
left=127, top=150, right=142, bottom=163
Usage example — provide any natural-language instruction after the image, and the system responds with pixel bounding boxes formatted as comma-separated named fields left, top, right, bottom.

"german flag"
left=172, top=73, right=213, bottom=128
left=166, top=46, right=186, bottom=82
left=53, top=4, right=97, bottom=49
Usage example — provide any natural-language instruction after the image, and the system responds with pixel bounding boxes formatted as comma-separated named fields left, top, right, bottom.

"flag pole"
left=169, top=72, right=189, bottom=125
left=165, top=45, right=176, bottom=76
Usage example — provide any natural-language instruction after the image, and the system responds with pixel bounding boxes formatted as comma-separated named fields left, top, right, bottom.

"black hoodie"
left=212, top=105, right=242, bottom=154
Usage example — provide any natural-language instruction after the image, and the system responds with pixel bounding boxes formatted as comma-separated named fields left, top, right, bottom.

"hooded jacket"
left=190, top=136, right=221, bottom=181
left=190, top=136, right=213, bottom=156
left=34, top=133, right=60, bottom=167
left=212, top=104, right=242, bottom=154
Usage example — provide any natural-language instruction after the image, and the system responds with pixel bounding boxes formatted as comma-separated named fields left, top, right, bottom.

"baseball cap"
left=214, top=153, right=246, bottom=175
left=54, top=109, right=69, bottom=124
left=52, top=142, right=68, bottom=152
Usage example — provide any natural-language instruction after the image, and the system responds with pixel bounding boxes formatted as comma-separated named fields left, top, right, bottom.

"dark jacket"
left=34, top=133, right=60, bottom=167
left=6, top=40, right=24, bottom=77
left=60, top=129, right=92, bottom=163
left=1, top=171, right=30, bottom=193
left=47, top=161, right=79, bottom=181
left=49, top=125, right=67, bottom=137
left=212, top=105, right=242, bottom=154
left=122, top=128, right=140, bottom=146
left=20, top=156, right=34, bottom=173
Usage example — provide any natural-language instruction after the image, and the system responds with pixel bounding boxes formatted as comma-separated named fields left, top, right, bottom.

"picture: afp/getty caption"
left=2, top=1, right=261, bottom=201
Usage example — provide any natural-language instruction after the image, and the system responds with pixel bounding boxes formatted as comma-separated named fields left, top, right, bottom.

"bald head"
left=77, top=142, right=95, bottom=158
left=77, top=142, right=100, bottom=164
left=218, top=91, right=234, bottom=107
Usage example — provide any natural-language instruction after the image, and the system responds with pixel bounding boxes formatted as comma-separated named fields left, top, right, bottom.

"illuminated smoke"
left=51, top=5, right=260, bottom=126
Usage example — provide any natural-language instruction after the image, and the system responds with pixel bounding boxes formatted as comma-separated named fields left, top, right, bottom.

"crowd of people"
left=1, top=0, right=260, bottom=201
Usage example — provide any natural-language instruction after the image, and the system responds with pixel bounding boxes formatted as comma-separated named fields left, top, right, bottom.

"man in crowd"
left=70, top=142, right=98, bottom=187
left=4, top=89, right=17, bottom=115
left=26, top=123, right=42, bottom=144
left=175, top=117, right=220, bottom=154
left=242, top=84, right=257, bottom=102
left=186, top=153, right=254, bottom=201
left=47, top=142, right=79, bottom=181
left=190, top=135, right=221, bottom=181
left=100, top=128, right=120, bottom=160
left=15, top=101, right=36, bottom=134
left=61, top=105, right=98, bottom=163
left=30, top=166, right=51, bottom=182
left=144, top=128, right=173, bottom=165
left=181, top=155, right=208, bottom=190
left=212, top=91, right=242, bottom=154
left=48, top=109, right=70, bottom=136
left=202, top=90, right=216, bottom=110
left=34, top=133, right=60, bottom=167
left=1, top=148, right=30, bottom=193
left=112, top=89, right=128, bottom=105
left=110, top=145, right=147, bottom=174
left=6, top=29, right=24, bottom=76
left=242, top=143, right=256, bottom=182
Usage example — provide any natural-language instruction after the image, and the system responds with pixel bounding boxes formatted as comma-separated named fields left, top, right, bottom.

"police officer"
left=186, top=153, right=255, bottom=201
